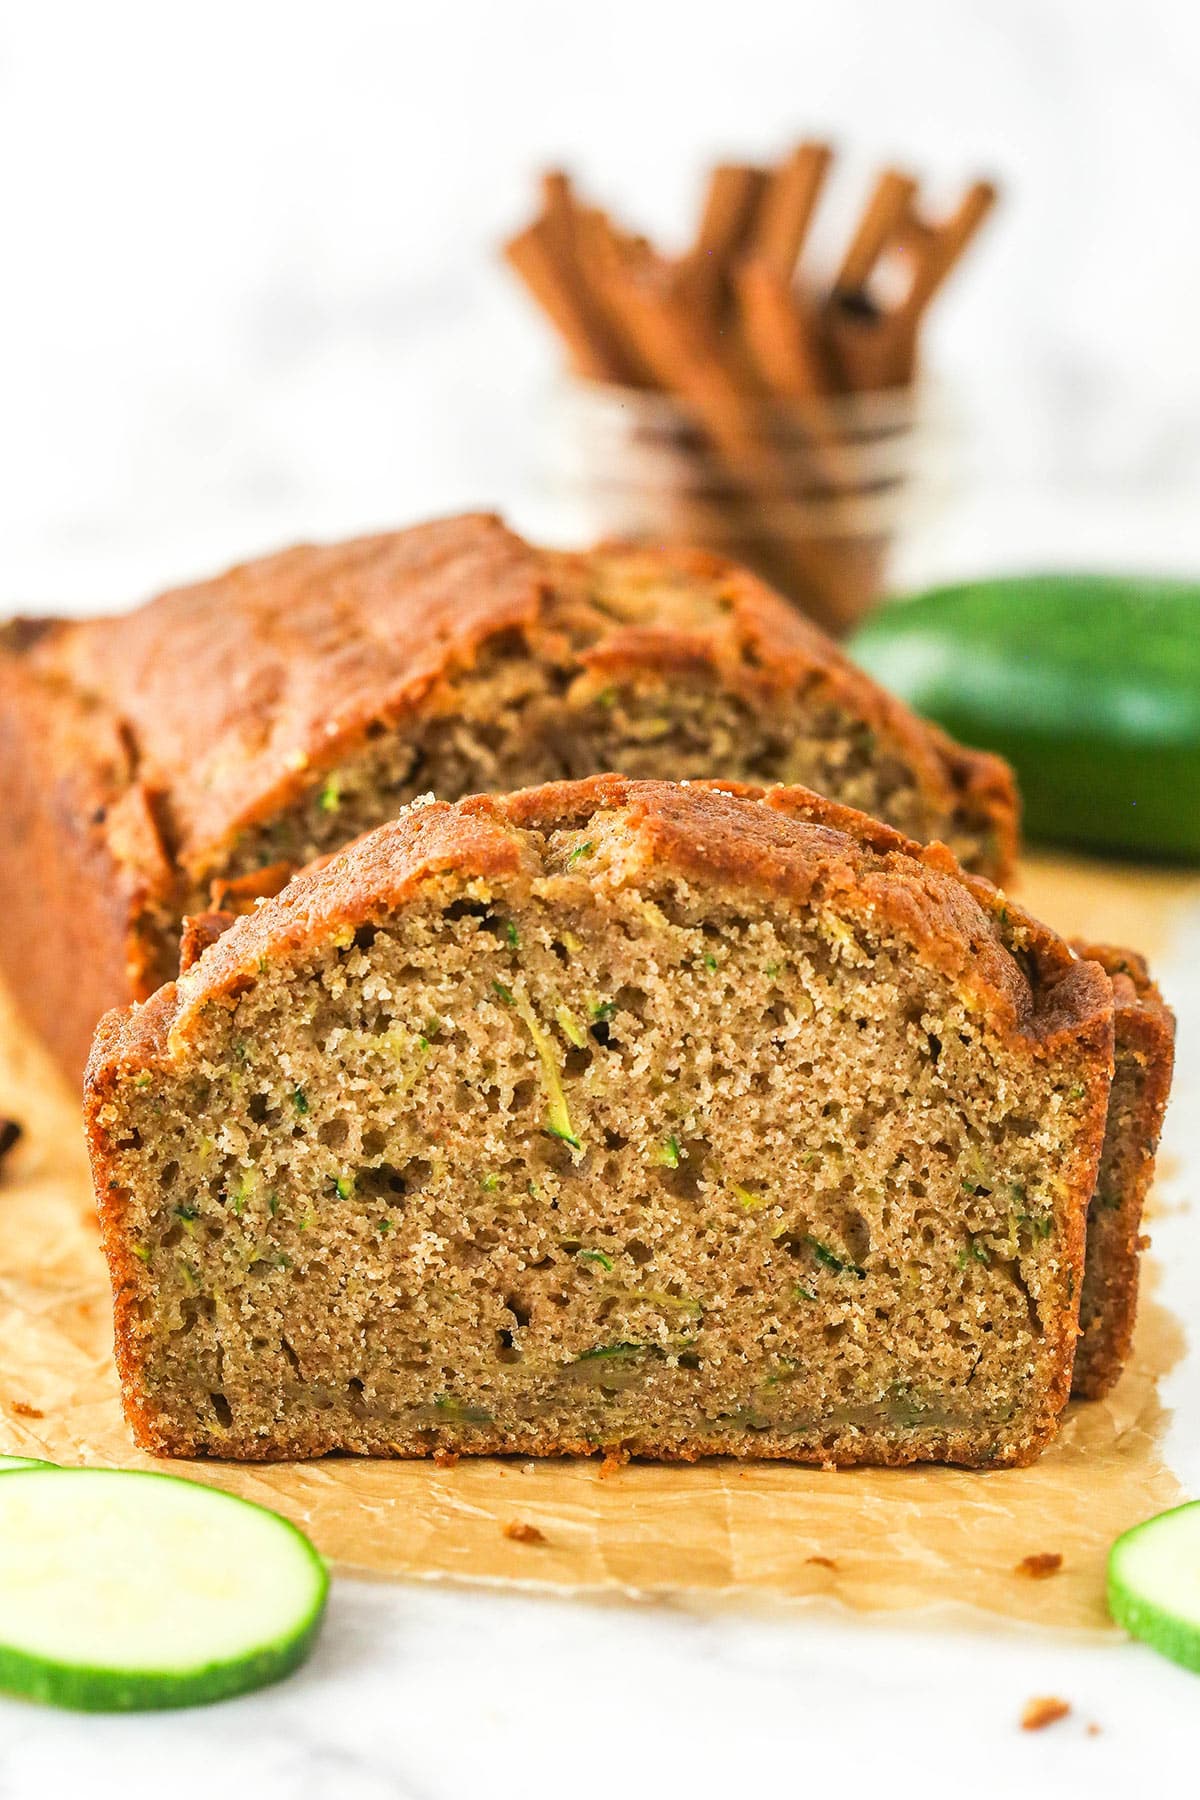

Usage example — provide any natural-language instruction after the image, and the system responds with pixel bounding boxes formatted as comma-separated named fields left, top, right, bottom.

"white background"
left=3, top=0, right=1200, bottom=607
left=0, top=2, right=1198, bottom=1793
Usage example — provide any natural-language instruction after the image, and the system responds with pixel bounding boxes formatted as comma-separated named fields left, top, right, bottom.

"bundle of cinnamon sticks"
left=504, top=145, right=996, bottom=632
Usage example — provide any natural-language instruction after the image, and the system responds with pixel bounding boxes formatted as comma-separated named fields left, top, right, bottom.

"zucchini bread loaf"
left=86, top=776, right=1114, bottom=1469
left=0, top=514, right=1017, bottom=1081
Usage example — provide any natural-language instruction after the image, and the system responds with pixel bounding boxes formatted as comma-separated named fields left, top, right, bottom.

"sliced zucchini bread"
left=86, top=777, right=1118, bottom=1470
left=1, top=514, right=1016, bottom=1080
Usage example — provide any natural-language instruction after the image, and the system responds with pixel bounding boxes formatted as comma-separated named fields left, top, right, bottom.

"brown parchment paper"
left=0, top=856, right=1194, bottom=1632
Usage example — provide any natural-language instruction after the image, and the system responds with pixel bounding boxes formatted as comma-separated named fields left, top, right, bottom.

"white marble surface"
left=1, top=2, right=1199, bottom=1791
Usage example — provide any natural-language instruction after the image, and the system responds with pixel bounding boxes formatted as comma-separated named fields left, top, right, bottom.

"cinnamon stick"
left=677, top=162, right=768, bottom=321
left=825, top=174, right=997, bottom=387
left=749, top=140, right=833, bottom=281
left=734, top=258, right=861, bottom=503
left=735, top=259, right=830, bottom=399
left=503, top=218, right=634, bottom=383
left=900, top=179, right=998, bottom=321
left=833, top=167, right=919, bottom=294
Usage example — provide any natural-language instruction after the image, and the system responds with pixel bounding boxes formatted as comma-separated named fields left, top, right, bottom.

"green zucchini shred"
left=957, top=1234, right=992, bottom=1268
left=576, top=1248, right=614, bottom=1271
left=731, top=1182, right=766, bottom=1212
left=652, top=1135, right=681, bottom=1169
left=625, top=1289, right=703, bottom=1320
left=807, top=1235, right=865, bottom=1278
left=511, top=990, right=582, bottom=1151
left=432, top=1396, right=494, bottom=1425
left=573, top=1342, right=658, bottom=1363
left=554, top=1003, right=588, bottom=1049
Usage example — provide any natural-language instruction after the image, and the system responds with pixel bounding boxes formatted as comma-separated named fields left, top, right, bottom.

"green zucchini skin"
left=851, top=575, right=1200, bottom=860
left=0, top=1469, right=329, bottom=1711
left=0, top=1456, right=55, bottom=1473
left=1108, top=1501, right=1200, bottom=1673
left=0, top=1615, right=326, bottom=1713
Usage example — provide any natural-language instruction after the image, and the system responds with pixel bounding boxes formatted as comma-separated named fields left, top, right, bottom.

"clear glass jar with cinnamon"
left=548, top=375, right=954, bottom=638
left=505, top=149, right=994, bottom=637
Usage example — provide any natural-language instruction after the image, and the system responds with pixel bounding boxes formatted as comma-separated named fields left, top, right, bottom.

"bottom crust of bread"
left=124, top=1417, right=1057, bottom=1472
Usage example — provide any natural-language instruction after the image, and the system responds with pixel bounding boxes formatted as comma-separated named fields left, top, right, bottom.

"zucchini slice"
left=1108, top=1501, right=1200, bottom=1672
left=0, top=1468, right=328, bottom=1710
left=0, top=1455, right=55, bottom=1473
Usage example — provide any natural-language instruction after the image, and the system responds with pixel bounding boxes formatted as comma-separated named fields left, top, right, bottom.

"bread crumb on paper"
left=805, top=1555, right=838, bottom=1570
left=1015, top=1552, right=1063, bottom=1579
left=504, top=1521, right=546, bottom=1545
left=9, top=1400, right=43, bottom=1419
left=1021, top=1697, right=1070, bottom=1732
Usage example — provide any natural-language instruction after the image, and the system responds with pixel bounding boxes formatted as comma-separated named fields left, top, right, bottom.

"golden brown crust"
left=0, top=648, right=167, bottom=1087
left=3, top=515, right=1018, bottom=1081
left=1069, top=942, right=1176, bottom=1399
left=15, top=515, right=546, bottom=878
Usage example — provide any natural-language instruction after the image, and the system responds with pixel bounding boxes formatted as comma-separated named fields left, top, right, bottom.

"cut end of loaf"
left=86, top=781, right=1107, bottom=1469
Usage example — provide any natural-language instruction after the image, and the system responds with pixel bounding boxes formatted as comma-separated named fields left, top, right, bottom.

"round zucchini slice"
left=0, top=1468, right=328, bottom=1710
left=1109, top=1501, right=1200, bottom=1672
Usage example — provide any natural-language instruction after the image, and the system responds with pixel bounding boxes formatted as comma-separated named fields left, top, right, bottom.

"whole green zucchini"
left=851, top=574, right=1200, bottom=860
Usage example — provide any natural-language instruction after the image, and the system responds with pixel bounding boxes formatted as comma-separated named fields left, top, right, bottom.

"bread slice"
left=1069, top=944, right=1175, bottom=1400
left=0, top=514, right=1017, bottom=1080
left=85, top=777, right=1111, bottom=1470
left=164, top=824, right=1176, bottom=1409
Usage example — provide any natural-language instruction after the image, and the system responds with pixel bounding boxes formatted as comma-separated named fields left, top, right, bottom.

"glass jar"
left=545, top=376, right=956, bottom=637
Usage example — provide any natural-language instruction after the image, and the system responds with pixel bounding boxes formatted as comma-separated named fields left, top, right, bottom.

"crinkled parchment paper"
left=0, top=856, right=1191, bottom=1631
